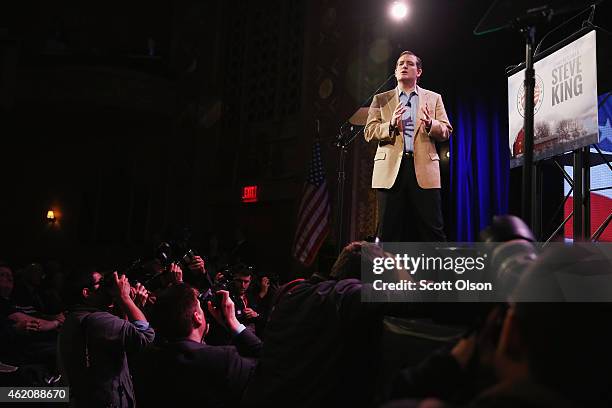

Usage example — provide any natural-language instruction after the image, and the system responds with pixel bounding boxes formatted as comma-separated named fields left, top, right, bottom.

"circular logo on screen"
left=517, top=75, right=544, bottom=117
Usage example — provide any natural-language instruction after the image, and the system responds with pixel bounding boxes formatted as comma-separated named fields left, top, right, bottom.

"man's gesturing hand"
left=391, top=103, right=407, bottom=131
left=421, top=103, right=432, bottom=130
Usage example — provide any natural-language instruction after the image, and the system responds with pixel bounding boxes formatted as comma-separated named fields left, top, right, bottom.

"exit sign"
left=242, top=185, right=258, bottom=203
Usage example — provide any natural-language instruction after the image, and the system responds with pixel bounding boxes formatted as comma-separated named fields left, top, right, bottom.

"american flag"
left=292, top=140, right=331, bottom=266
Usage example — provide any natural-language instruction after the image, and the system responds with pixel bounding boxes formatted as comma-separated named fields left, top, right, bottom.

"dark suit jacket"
left=242, top=278, right=390, bottom=408
left=133, top=329, right=262, bottom=408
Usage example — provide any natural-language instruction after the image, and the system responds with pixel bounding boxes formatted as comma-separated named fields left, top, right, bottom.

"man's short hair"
left=152, top=283, right=200, bottom=339
left=398, top=50, right=422, bottom=71
left=330, top=241, right=389, bottom=280
left=64, top=268, right=99, bottom=306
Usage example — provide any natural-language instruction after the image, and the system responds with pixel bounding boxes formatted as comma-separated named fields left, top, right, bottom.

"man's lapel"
left=389, top=89, right=400, bottom=119
left=416, top=86, right=426, bottom=134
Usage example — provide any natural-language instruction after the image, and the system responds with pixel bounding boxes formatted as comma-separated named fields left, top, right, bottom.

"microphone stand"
left=332, top=73, right=395, bottom=253
left=510, top=6, right=554, bottom=232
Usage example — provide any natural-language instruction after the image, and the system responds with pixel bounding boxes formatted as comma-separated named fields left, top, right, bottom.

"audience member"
left=11, top=263, right=47, bottom=315
left=1, top=263, right=62, bottom=371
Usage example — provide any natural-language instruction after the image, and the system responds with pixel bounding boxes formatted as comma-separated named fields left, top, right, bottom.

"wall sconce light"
left=47, top=210, right=56, bottom=223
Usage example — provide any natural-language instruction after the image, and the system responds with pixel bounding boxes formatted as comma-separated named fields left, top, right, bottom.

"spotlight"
left=446, top=151, right=450, bottom=159
left=389, top=1, right=409, bottom=21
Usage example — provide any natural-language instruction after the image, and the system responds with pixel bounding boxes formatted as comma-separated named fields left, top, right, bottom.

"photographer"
left=230, top=265, right=259, bottom=327
left=133, top=284, right=262, bottom=408
left=58, top=269, right=155, bottom=408
left=249, top=272, right=278, bottom=336
left=205, top=265, right=260, bottom=345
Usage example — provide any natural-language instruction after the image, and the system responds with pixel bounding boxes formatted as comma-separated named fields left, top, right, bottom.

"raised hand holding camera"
left=168, top=263, right=183, bottom=284
left=110, top=272, right=132, bottom=301
left=258, top=276, right=270, bottom=299
left=206, top=290, right=241, bottom=333
left=110, top=272, right=148, bottom=323
left=188, top=255, right=206, bottom=275
left=131, top=282, right=150, bottom=308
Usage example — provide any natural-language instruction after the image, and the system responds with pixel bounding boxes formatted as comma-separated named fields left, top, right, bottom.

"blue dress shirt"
left=399, top=88, right=418, bottom=153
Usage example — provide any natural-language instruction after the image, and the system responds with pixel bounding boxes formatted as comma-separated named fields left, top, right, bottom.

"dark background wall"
left=0, top=0, right=609, bottom=278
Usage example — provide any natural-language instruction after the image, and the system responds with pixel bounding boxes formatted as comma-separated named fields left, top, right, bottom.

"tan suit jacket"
left=364, top=86, right=452, bottom=189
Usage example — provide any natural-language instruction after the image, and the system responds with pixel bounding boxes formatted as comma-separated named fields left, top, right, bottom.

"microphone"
left=406, top=93, right=414, bottom=107
left=334, top=73, right=396, bottom=148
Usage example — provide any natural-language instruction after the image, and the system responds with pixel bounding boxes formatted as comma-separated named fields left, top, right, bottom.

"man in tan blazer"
left=364, top=51, right=452, bottom=242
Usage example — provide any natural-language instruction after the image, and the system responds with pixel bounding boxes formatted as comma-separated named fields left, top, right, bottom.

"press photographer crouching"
left=133, top=284, right=262, bottom=408
left=58, top=269, right=155, bottom=408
